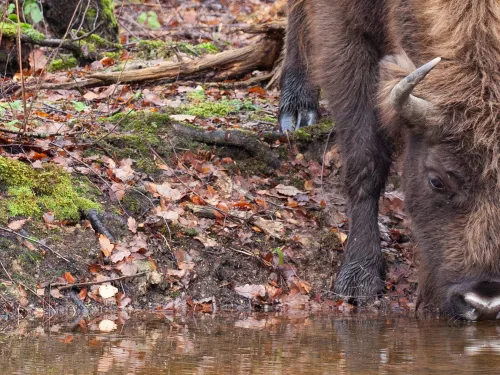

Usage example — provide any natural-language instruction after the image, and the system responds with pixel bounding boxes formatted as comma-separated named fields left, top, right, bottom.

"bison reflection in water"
left=279, top=0, right=500, bottom=320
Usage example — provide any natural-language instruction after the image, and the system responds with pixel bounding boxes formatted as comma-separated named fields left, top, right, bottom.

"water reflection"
left=1, top=313, right=500, bottom=374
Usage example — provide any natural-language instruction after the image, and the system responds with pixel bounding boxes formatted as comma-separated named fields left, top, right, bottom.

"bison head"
left=383, top=56, right=500, bottom=320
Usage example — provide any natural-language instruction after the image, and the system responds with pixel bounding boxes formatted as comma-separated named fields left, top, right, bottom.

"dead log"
left=171, top=123, right=280, bottom=169
left=239, top=20, right=286, bottom=35
left=88, top=36, right=283, bottom=84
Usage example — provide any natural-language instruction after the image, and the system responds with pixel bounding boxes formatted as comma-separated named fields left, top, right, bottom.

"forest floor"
left=0, top=0, right=417, bottom=320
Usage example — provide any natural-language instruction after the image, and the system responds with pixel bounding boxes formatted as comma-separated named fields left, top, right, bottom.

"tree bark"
left=41, top=0, right=119, bottom=42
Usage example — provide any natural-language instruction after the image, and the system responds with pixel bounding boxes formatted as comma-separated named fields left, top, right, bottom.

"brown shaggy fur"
left=385, top=0, right=500, bottom=178
left=282, top=0, right=500, bottom=314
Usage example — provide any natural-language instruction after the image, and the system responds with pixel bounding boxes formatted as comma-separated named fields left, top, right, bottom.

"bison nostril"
left=462, top=292, right=500, bottom=320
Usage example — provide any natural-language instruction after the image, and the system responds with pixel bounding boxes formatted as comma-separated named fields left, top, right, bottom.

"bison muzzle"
left=279, top=0, right=500, bottom=320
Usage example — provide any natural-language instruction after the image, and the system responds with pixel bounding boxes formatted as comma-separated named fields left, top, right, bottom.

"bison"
left=279, top=0, right=500, bottom=320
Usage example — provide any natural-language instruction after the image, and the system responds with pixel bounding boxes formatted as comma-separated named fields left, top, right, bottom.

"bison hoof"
left=279, top=109, right=319, bottom=133
left=333, top=261, right=385, bottom=303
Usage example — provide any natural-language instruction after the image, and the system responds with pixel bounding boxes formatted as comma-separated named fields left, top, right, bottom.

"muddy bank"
left=0, top=115, right=416, bottom=319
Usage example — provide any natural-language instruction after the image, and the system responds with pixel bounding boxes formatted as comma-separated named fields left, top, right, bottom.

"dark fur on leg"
left=306, top=0, right=392, bottom=300
left=278, top=0, right=319, bottom=132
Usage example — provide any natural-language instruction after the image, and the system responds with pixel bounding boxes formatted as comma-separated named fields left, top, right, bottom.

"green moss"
left=0, top=22, right=45, bottom=42
left=100, top=0, right=118, bottom=28
left=194, top=42, right=218, bottom=54
left=290, top=176, right=305, bottom=190
left=185, top=228, right=198, bottom=237
left=294, top=128, right=313, bottom=141
left=93, top=111, right=172, bottom=175
left=105, top=51, right=122, bottom=59
left=0, top=200, right=9, bottom=225
left=137, top=40, right=171, bottom=59
left=293, top=120, right=335, bottom=141
left=180, top=97, right=258, bottom=118
left=186, top=88, right=206, bottom=102
left=137, top=40, right=219, bottom=60
left=17, top=250, right=43, bottom=266
left=85, top=33, right=121, bottom=49
left=0, top=157, right=99, bottom=220
left=86, top=8, right=97, bottom=21
left=47, top=57, right=78, bottom=72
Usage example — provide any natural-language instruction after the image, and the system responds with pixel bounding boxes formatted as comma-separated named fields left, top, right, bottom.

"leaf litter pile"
left=0, top=0, right=417, bottom=318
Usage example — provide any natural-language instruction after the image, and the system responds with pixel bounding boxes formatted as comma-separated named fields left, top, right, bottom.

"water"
left=1, top=313, right=500, bottom=374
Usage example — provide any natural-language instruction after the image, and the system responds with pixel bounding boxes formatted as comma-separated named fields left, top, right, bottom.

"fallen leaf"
left=331, top=228, right=348, bottom=244
left=110, top=248, right=131, bottom=263
left=234, top=284, right=266, bottom=300
left=155, top=183, right=182, bottom=201
left=275, top=184, right=303, bottom=197
left=252, top=217, right=285, bottom=239
left=99, top=234, right=115, bottom=257
left=98, top=319, right=117, bottom=332
left=78, top=288, right=87, bottom=301
left=279, top=292, right=310, bottom=309
left=98, top=284, right=119, bottom=299
left=194, top=235, right=219, bottom=248
left=170, top=114, right=196, bottom=122
left=50, top=288, right=64, bottom=299
left=7, top=218, right=28, bottom=231
left=127, top=217, right=137, bottom=233
left=61, top=335, right=74, bottom=344
left=63, top=272, right=75, bottom=284
left=116, top=262, right=139, bottom=276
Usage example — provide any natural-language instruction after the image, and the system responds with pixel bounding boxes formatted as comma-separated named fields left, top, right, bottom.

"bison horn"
left=390, top=57, right=441, bottom=122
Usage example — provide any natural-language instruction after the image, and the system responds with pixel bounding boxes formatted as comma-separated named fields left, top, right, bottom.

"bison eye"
left=429, top=175, right=445, bottom=191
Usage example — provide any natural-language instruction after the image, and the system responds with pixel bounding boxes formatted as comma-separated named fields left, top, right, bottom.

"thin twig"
left=57, top=272, right=147, bottom=290
left=0, top=226, right=71, bottom=263
left=0, top=258, right=43, bottom=301
left=14, top=0, right=27, bottom=132
left=0, top=127, right=65, bottom=138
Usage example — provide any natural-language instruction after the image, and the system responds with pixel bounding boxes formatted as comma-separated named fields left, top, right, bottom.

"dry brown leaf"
left=155, top=183, right=182, bottom=201
left=110, top=248, right=131, bottom=263
left=170, top=114, right=196, bottom=122
left=279, top=292, right=310, bottom=310
left=98, top=284, right=118, bottom=299
left=114, top=162, right=135, bottom=182
left=252, top=217, right=285, bottom=239
left=98, top=319, right=117, bottom=332
left=116, top=262, right=139, bottom=276
left=331, top=227, right=348, bottom=244
left=50, top=288, right=64, bottom=299
left=99, top=234, right=115, bottom=257
left=110, top=182, right=127, bottom=201
left=7, top=218, right=28, bottom=231
left=194, top=235, right=219, bottom=248
left=234, top=284, right=266, bottom=300
left=62, top=272, right=75, bottom=284
left=127, top=217, right=137, bottom=233
left=275, top=184, right=303, bottom=197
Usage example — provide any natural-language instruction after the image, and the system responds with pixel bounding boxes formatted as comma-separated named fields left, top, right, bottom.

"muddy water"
left=1, top=313, right=500, bottom=374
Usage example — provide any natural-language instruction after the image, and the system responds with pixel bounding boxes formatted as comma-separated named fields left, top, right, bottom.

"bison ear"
left=378, top=53, right=440, bottom=135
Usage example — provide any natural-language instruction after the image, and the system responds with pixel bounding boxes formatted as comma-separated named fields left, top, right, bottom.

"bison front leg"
left=333, top=132, right=392, bottom=301
left=306, top=1, right=392, bottom=301
left=278, top=0, right=319, bottom=132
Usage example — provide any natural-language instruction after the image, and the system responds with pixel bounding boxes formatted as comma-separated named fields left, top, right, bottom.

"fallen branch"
left=238, top=20, right=286, bottom=35
left=186, top=204, right=284, bottom=239
left=35, top=78, right=104, bottom=91
left=56, top=272, right=148, bottom=290
left=172, top=123, right=280, bottom=168
left=0, top=226, right=71, bottom=263
left=0, top=127, right=65, bottom=138
left=88, top=36, right=282, bottom=85
left=84, top=209, right=116, bottom=243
